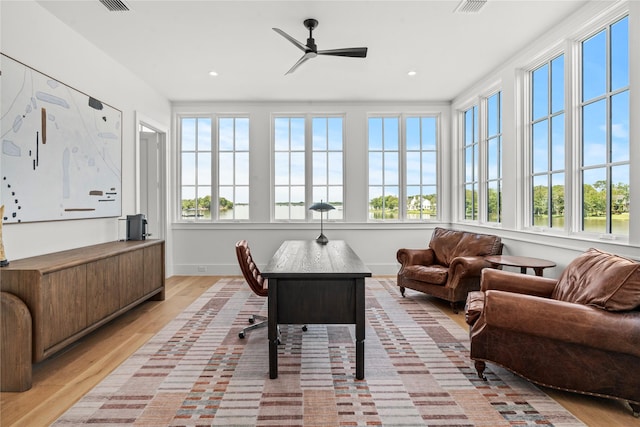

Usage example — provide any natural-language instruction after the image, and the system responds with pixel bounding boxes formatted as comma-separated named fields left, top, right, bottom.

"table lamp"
left=309, top=200, right=335, bottom=244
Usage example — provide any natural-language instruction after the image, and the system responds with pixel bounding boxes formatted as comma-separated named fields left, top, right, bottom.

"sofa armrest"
left=480, top=268, right=557, bottom=297
left=449, top=256, right=491, bottom=279
left=479, top=290, right=640, bottom=357
left=397, top=248, right=435, bottom=267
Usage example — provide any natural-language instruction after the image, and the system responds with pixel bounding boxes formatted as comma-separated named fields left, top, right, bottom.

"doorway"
left=137, top=116, right=167, bottom=240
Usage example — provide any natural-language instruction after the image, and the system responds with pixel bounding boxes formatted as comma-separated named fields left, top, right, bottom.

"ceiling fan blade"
left=317, top=47, right=368, bottom=58
left=285, top=52, right=316, bottom=75
left=273, top=28, right=307, bottom=52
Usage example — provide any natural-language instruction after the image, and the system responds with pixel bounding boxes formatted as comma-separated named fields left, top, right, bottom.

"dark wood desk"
left=485, top=255, right=556, bottom=276
left=262, top=240, right=371, bottom=379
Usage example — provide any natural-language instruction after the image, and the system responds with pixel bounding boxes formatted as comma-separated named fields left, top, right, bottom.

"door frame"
left=135, top=112, right=168, bottom=241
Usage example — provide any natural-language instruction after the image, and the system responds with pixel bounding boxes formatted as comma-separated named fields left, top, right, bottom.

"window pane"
left=465, top=184, right=477, bottom=220
left=533, top=174, right=549, bottom=227
left=197, top=118, right=212, bottom=151
left=487, top=180, right=500, bottom=223
left=384, top=152, right=399, bottom=186
left=290, top=152, right=305, bottom=185
left=236, top=152, right=249, bottom=186
left=182, top=153, right=195, bottom=185
left=582, top=30, right=606, bottom=101
left=611, top=17, right=629, bottom=91
left=611, top=90, right=629, bottom=163
left=219, top=118, right=234, bottom=151
left=582, top=99, right=606, bottom=167
left=465, top=108, right=475, bottom=143
left=197, top=186, right=211, bottom=219
left=274, top=153, right=289, bottom=185
left=197, top=153, right=211, bottom=184
left=218, top=152, right=233, bottom=185
left=582, top=168, right=607, bottom=233
left=422, top=152, right=436, bottom=184
left=551, top=55, right=564, bottom=113
left=551, top=114, right=565, bottom=171
left=328, top=118, right=342, bottom=151
left=383, top=118, right=399, bottom=150
left=532, top=64, right=549, bottom=120
left=488, top=138, right=498, bottom=181
left=313, top=152, right=327, bottom=185
left=312, top=117, right=327, bottom=150
left=488, top=93, right=498, bottom=136
left=465, top=146, right=474, bottom=182
left=236, top=118, right=249, bottom=151
left=422, top=117, right=437, bottom=150
left=290, top=118, right=305, bottom=150
left=181, top=118, right=196, bottom=151
left=274, top=118, right=290, bottom=150
left=328, top=152, right=342, bottom=185
left=532, top=120, right=548, bottom=174
left=611, top=164, right=629, bottom=235
left=369, top=152, right=383, bottom=185
left=368, top=118, right=382, bottom=150
left=551, top=173, right=565, bottom=229
left=406, top=118, right=420, bottom=150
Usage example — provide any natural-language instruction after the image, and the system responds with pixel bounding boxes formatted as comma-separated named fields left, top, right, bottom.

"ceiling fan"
left=273, top=18, right=368, bottom=75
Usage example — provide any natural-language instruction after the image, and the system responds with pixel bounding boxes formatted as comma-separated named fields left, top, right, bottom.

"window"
left=530, top=55, right=565, bottom=229
left=463, top=106, right=478, bottom=220
left=180, top=117, right=212, bottom=219
left=368, top=117, right=399, bottom=220
left=406, top=116, right=437, bottom=220
left=218, top=117, right=249, bottom=220
left=486, top=92, right=502, bottom=223
left=274, top=115, right=344, bottom=221
left=368, top=115, right=438, bottom=221
left=312, top=117, right=344, bottom=220
left=180, top=115, right=250, bottom=221
left=580, top=16, right=629, bottom=235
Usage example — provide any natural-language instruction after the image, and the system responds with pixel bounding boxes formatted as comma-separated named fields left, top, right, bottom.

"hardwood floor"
left=1, top=276, right=638, bottom=427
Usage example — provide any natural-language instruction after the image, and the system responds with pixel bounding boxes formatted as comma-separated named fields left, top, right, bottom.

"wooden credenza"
left=0, top=240, right=165, bottom=367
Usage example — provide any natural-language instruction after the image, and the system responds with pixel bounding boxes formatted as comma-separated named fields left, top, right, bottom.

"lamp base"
left=315, top=233, right=329, bottom=245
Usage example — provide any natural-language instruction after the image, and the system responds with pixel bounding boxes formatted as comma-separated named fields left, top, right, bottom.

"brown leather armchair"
left=466, top=248, right=640, bottom=416
left=396, top=227, right=502, bottom=312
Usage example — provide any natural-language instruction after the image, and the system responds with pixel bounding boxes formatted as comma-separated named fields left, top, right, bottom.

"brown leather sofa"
left=396, top=227, right=502, bottom=312
left=466, top=248, right=640, bottom=416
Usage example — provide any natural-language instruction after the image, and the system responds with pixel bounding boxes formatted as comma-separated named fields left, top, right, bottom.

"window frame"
left=367, top=113, right=440, bottom=222
left=271, top=113, right=346, bottom=222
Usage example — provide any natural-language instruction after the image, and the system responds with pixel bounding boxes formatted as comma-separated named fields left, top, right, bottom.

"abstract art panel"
left=1, top=54, right=122, bottom=223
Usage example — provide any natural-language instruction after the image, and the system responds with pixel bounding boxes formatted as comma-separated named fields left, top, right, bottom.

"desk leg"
left=355, top=278, right=365, bottom=380
left=268, top=279, right=278, bottom=379
left=533, top=267, right=544, bottom=276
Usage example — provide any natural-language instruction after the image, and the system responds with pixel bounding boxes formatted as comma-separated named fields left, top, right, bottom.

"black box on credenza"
left=126, top=214, right=147, bottom=240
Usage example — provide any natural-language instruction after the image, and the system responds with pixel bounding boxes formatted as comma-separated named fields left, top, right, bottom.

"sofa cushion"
left=552, top=248, right=640, bottom=311
left=403, top=264, right=449, bottom=285
left=429, top=227, right=501, bottom=266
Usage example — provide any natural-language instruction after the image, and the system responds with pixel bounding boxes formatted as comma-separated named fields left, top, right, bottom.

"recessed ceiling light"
left=208, top=71, right=218, bottom=77
left=408, top=70, right=417, bottom=76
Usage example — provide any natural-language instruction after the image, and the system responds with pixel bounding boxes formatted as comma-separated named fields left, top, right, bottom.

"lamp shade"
left=309, top=201, right=335, bottom=212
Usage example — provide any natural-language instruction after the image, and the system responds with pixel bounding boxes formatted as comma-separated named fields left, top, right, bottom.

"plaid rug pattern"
left=53, top=277, right=584, bottom=426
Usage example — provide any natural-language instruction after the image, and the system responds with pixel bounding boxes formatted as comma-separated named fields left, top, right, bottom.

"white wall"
left=1, top=1, right=171, bottom=264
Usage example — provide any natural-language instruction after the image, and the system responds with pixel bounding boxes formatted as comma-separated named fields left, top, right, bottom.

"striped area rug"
left=54, top=278, right=584, bottom=426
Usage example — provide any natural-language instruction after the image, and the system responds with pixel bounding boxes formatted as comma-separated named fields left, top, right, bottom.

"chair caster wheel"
left=239, top=332, right=245, bottom=339
left=302, top=325, right=308, bottom=332
left=248, top=318, right=255, bottom=324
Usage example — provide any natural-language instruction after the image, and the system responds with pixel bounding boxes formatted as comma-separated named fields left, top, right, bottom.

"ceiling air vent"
left=99, top=0, right=131, bottom=12
left=454, top=0, right=487, bottom=13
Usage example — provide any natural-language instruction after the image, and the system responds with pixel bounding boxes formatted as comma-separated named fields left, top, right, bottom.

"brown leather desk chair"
left=235, top=240, right=268, bottom=338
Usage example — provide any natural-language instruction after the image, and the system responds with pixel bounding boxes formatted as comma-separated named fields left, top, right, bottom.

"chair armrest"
left=480, top=268, right=556, bottom=298
left=397, top=248, right=435, bottom=267
left=449, top=256, right=491, bottom=278
left=480, top=290, right=640, bottom=357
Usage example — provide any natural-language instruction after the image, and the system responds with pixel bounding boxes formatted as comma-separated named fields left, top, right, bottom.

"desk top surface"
left=485, top=255, right=556, bottom=269
left=262, top=240, right=371, bottom=279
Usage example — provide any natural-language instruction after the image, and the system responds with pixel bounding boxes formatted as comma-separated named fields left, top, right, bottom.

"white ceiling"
left=36, top=0, right=590, bottom=102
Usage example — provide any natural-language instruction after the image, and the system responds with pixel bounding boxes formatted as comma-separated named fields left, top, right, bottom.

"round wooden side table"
left=485, top=255, right=556, bottom=276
